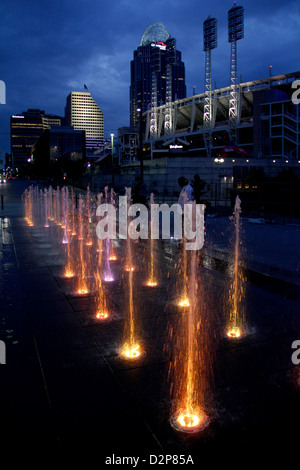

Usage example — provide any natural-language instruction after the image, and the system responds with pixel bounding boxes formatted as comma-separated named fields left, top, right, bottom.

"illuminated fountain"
left=85, top=186, right=93, bottom=246
left=76, top=194, right=89, bottom=294
left=55, top=188, right=61, bottom=226
left=93, top=192, right=109, bottom=319
left=44, top=188, right=49, bottom=228
left=103, top=238, right=114, bottom=281
left=121, top=187, right=143, bottom=360
left=95, top=237, right=109, bottom=320
left=53, top=189, right=57, bottom=224
left=146, top=193, right=158, bottom=287
left=71, top=188, right=77, bottom=236
left=24, top=187, right=34, bottom=226
left=48, top=186, right=54, bottom=222
left=170, top=248, right=212, bottom=433
left=177, top=238, right=190, bottom=307
left=103, top=187, right=114, bottom=282
left=225, top=195, right=248, bottom=339
left=109, top=189, right=118, bottom=261
left=62, top=187, right=69, bottom=244
left=63, top=188, right=76, bottom=279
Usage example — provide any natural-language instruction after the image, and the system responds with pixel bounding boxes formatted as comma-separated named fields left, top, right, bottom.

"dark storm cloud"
left=0, top=0, right=299, bottom=154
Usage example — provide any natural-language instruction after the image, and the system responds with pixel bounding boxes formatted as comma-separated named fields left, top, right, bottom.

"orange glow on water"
left=125, top=265, right=135, bottom=272
left=178, top=412, right=200, bottom=428
left=178, top=296, right=190, bottom=307
left=146, top=279, right=158, bottom=287
left=109, top=241, right=117, bottom=261
left=121, top=342, right=142, bottom=359
left=227, top=326, right=241, bottom=338
left=96, top=311, right=109, bottom=320
left=64, top=268, right=74, bottom=278
left=77, top=287, right=89, bottom=295
left=171, top=408, right=210, bottom=433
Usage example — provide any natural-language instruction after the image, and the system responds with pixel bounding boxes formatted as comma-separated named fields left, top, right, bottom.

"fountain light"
left=64, top=268, right=74, bottom=278
left=125, top=265, right=135, bottom=272
left=171, top=408, right=210, bottom=433
left=77, top=287, right=89, bottom=295
left=103, top=272, right=114, bottom=282
left=121, top=342, right=142, bottom=359
left=146, top=279, right=158, bottom=287
left=178, top=296, right=190, bottom=307
left=226, top=326, right=241, bottom=338
left=77, top=275, right=89, bottom=294
left=96, top=311, right=109, bottom=320
left=109, top=255, right=117, bottom=261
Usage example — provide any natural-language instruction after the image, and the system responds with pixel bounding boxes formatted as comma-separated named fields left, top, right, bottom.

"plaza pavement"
left=0, top=180, right=300, bottom=465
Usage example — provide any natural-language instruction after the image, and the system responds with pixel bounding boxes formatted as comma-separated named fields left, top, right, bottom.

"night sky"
left=1, top=0, right=299, bottom=156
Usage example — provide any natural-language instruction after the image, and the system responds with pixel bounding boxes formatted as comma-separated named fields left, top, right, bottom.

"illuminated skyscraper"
left=130, top=22, right=186, bottom=127
left=65, top=91, right=104, bottom=139
left=10, top=109, right=62, bottom=170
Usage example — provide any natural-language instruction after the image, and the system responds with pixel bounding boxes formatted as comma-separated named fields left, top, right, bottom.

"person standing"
left=178, top=176, right=194, bottom=209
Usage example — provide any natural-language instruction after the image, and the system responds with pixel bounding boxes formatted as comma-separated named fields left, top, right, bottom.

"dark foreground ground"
left=0, top=180, right=300, bottom=466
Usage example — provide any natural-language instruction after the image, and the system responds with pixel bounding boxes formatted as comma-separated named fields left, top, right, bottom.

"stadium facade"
left=142, top=71, right=300, bottom=163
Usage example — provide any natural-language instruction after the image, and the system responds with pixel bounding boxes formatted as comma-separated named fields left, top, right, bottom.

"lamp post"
left=137, top=107, right=143, bottom=182
left=110, top=133, right=114, bottom=186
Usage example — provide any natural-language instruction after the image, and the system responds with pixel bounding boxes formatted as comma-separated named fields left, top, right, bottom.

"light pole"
left=110, top=133, right=114, bottom=186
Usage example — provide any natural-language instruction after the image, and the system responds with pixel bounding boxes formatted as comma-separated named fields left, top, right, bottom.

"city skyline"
left=0, top=0, right=299, bottom=157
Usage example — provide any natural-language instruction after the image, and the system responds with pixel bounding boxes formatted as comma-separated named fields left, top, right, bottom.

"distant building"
left=118, top=127, right=139, bottom=165
left=143, top=71, right=300, bottom=163
left=65, top=91, right=104, bottom=139
left=10, top=109, right=62, bottom=170
left=31, top=126, right=86, bottom=177
left=86, top=137, right=108, bottom=155
left=130, top=21, right=186, bottom=127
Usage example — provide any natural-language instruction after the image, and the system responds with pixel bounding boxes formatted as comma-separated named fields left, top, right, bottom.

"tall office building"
left=65, top=91, right=104, bottom=140
left=130, top=22, right=186, bottom=127
left=10, top=109, right=62, bottom=170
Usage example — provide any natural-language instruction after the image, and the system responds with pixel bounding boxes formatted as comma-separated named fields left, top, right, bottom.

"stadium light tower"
left=203, top=16, right=217, bottom=157
left=228, top=1, right=244, bottom=144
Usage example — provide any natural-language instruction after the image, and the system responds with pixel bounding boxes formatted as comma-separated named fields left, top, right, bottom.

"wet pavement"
left=1, top=180, right=300, bottom=465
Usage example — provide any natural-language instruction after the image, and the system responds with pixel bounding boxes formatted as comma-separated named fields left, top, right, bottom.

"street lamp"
left=110, top=133, right=114, bottom=167
left=110, top=133, right=114, bottom=186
